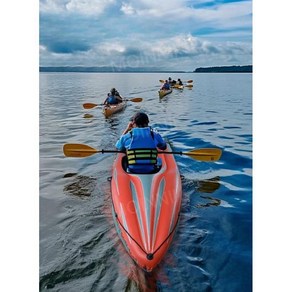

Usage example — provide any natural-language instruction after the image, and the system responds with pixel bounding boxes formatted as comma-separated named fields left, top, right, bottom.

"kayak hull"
left=103, top=101, right=127, bottom=118
left=111, top=146, right=182, bottom=272
left=158, top=89, right=172, bottom=98
left=172, top=84, right=184, bottom=90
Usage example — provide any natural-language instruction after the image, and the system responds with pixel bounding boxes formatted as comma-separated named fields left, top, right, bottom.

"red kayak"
left=110, top=145, right=182, bottom=272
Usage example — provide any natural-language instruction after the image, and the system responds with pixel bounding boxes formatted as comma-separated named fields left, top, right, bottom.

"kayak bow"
left=103, top=101, right=127, bottom=118
left=158, top=89, right=172, bottom=98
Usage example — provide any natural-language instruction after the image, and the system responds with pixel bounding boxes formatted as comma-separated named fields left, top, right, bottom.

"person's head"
left=130, top=112, right=149, bottom=127
left=165, top=80, right=168, bottom=83
left=168, top=77, right=172, bottom=81
left=110, top=88, right=116, bottom=95
left=178, top=78, right=181, bottom=81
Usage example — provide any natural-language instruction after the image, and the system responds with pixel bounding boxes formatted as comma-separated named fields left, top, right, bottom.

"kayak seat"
left=121, top=155, right=162, bottom=174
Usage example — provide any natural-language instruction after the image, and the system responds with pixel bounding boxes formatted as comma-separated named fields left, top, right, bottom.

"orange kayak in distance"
left=102, top=101, right=127, bottom=118
left=110, top=145, right=182, bottom=272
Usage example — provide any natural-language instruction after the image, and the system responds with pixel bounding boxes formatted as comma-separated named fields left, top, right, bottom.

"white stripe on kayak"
left=119, top=202, right=132, bottom=244
left=130, top=180, right=147, bottom=248
left=152, top=178, right=165, bottom=249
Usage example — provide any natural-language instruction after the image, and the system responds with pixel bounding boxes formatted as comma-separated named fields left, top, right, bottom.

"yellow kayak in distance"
left=102, top=101, right=127, bottom=118
left=158, top=89, right=173, bottom=98
left=172, top=84, right=184, bottom=90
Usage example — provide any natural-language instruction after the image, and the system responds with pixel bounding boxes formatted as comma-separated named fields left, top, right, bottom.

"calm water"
left=40, top=72, right=252, bottom=291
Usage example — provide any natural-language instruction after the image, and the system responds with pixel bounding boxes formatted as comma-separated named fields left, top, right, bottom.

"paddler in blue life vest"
left=115, top=112, right=167, bottom=174
left=161, top=80, right=171, bottom=90
left=104, top=88, right=123, bottom=105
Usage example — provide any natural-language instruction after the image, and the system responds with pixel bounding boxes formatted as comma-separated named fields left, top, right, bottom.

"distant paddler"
left=103, top=88, right=123, bottom=105
left=160, top=80, right=171, bottom=90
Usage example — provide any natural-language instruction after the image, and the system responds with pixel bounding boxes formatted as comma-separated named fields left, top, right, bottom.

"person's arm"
left=154, top=132, right=167, bottom=150
left=103, top=94, right=110, bottom=105
left=122, top=121, right=134, bottom=135
left=116, top=132, right=131, bottom=150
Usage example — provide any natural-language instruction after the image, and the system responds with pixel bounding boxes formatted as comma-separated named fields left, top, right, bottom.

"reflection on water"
left=197, top=176, right=221, bottom=193
left=196, top=196, right=221, bottom=208
left=83, top=113, right=94, bottom=119
left=63, top=174, right=97, bottom=197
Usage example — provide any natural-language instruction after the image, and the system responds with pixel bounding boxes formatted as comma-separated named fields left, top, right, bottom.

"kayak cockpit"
left=121, top=155, right=162, bottom=174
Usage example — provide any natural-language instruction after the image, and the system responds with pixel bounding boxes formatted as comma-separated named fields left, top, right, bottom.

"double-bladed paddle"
left=63, top=143, right=222, bottom=162
left=83, top=97, right=143, bottom=109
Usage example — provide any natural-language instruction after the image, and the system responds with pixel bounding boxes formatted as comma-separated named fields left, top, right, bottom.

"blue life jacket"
left=107, top=94, right=118, bottom=104
left=127, top=128, right=158, bottom=173
left=162, top=83, right=170, bottom=90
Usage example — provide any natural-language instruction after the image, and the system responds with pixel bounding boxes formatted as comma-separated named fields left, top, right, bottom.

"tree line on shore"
left=194, top=65, right=252, bottom=73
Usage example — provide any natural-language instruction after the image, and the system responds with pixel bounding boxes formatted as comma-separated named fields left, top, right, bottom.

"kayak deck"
left=158, top=89, right=172, bottom=98
left=172, top=84, right=184, bottom=90
left=103, top=101, right=127, bottom=118
left=111, top=145, right=182, bottom=272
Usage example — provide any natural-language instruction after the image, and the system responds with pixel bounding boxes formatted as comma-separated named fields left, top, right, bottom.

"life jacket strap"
left=126, top=148, right=158, bottom=165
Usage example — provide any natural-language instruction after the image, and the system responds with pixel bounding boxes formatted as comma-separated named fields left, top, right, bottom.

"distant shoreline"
left=39, top=65, right=252, bottom=73
left=194, top=65, right=252, bottom=73
left=39, top=67, right=186, bottom=73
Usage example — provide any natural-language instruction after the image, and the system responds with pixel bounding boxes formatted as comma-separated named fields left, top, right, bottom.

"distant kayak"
left=172, top=84, right=184, bottom=90
left=158, top=89, right=172, bottom=98
left=110, top=144, right=182, bottom=272
left=102, top=101, right=127, bottom=118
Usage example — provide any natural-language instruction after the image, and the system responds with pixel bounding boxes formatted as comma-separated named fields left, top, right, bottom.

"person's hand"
left=127, top=121, right=134, bottom=130
left=123, top=121, right=134, bottom=134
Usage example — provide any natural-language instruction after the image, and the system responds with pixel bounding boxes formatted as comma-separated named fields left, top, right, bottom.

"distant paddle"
left=63, top=143, right=222, bottom=162
left=83, top=97, right=143, bottom=109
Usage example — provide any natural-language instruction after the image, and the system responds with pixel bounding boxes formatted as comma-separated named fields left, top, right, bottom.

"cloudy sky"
left=39, top=0, right=252, bottom=71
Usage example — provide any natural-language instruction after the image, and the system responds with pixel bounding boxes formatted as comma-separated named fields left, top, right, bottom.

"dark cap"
left=130, top=112, right=149, bottom=126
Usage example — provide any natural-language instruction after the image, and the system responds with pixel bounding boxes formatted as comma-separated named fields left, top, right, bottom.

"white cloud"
left=191, top=1, right=252, bottom=27
left=118, top=0, right=251, bottom=34
left=150, top=34, right=214, bottom=56
left=120, top=2, right=136, bottom=15
left=40, top=0, right=252, bottom=69
left=66, top=0, right=116, bottom=15
left=40, top=0, right=67, bottom=13
left=40, top=0, right=116, bottom=15
left=97, top=42, right=126, bottom=54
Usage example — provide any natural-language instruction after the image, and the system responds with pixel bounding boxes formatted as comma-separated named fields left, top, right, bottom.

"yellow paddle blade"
left=186, top=79, right=193, bottom=83
left=63, top=144, right=100, bottom=157
left=128, top=97, right=143, bottom=102
left=184, top=148, right=222, bottom=161
left=83, top=98, right=141, bottom=109
left=83, top=103, right=100, bottom=109
left=185, top=84, right=193, bottom=88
